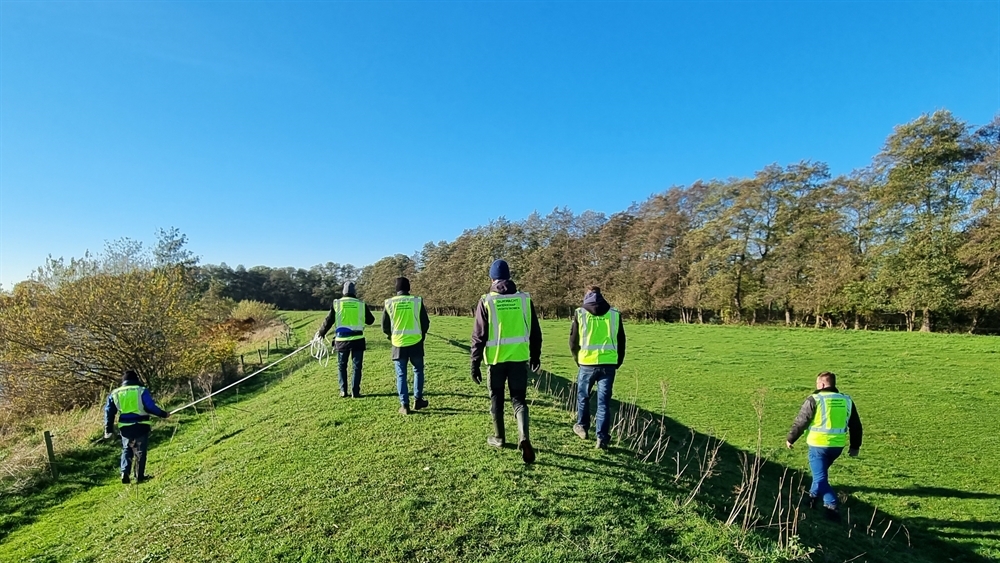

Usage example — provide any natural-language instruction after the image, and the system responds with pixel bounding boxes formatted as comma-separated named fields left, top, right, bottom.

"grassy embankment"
left=0, top=313, right=996, bottom=562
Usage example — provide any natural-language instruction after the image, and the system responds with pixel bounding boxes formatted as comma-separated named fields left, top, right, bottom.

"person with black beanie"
left=382, top=277, right=431, bottom=414
left=470, top=259, right=542, bottom=464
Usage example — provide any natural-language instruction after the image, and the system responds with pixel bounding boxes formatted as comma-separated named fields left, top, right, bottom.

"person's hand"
left=529, top=361, right=541, bottom=373
left=785, top=440, right=794, bottom=449
left=164, top=412, right=171, bottom=419
left=103, top=432, right=112, bottom=440
left=471, top=364, right=483, bottom=385
left=848, top=448, right=859, bottom=457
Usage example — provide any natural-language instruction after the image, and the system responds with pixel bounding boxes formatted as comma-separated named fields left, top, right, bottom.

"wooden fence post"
left=258, top=348, right=263, bottom=364
left=43, top=431, right=58, bottom=479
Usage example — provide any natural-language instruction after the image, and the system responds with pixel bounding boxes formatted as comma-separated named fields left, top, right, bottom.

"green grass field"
left=1, top=314, right=997, bottom=562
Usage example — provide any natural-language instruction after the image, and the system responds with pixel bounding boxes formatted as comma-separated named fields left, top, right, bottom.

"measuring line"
left=169, top=341, right=317, bottom=415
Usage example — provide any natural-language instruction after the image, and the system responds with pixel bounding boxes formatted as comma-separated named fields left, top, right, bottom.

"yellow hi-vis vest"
left=806, top=391, right=853, bottom=447
left=111, top=385, right=151, bottom=427
left=333, top=297, right=366, bottom=341
left=482, top=292, right=531, bottom=365
left=576, top=307, right=620, bottom=365
left=384, top=295, right=423, bottom=347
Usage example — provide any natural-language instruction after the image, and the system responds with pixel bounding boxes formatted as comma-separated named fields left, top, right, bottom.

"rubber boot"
left=516, top=410, right=535, bottom=463
left=489, top=415, right=505, bottom=446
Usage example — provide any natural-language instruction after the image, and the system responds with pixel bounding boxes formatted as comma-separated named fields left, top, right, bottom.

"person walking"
left=470, top=259, right=542, bottom=464
left=569, top=286, right=626, bottom=449
left=315, top=281, right=376, bottom=398
left=103, top=370, right=170, bottom=484
left=382, top=277, right=430, bottom=414
left=786, top=371, right=863, bottom=521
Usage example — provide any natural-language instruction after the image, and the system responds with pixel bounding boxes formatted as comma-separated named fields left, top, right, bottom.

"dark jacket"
left=381, top=291, right=431, bottom=360
left=568, top=292, right=626, bottom=367
left=470, top=279, right=542, bottom=367
left=317, top=299, right=376, bottom=352
left=786, top=386, right=863, bottom=450
left=104, top=378, right=169, bottom=434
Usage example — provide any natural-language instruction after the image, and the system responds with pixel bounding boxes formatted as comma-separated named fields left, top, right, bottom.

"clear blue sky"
left=2, top=1, right=997, bottom=288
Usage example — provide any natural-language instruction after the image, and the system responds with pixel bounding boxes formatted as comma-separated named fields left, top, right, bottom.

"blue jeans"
left=394, top=349, right=425, bottom=405
left=119, top=424, right=150, bottom=477
left=576, top=365, right=617, bottom=442
left=808, top=446, right=844, bottom=507
left=337, top=349, right=364, bottom=395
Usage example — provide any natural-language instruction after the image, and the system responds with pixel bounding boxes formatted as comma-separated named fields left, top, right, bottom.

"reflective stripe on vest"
left=384, top=296, right=423, bottom=347
left=111, top=385, right=151, bottom=427
left=577, top=307, right=619, bottom=365
left=806, top=392, right=853, bottom=447
left=333, top=298, right=366, bottom=341
left=483, top=292, right=531, bottom=365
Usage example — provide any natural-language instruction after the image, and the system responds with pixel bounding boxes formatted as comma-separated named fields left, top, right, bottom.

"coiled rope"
left=310, top=336, right=331, bottom=367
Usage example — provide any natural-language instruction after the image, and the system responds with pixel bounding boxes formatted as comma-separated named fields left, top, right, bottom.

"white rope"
left=310, top=336, right=331, bottom=367
left=170, top=342, right=312, bottom=415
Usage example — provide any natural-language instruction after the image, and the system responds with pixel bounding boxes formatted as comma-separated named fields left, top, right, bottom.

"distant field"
left=431, top=316, right=1000, bottom=561
left=0, top=313, right=996, bottom=562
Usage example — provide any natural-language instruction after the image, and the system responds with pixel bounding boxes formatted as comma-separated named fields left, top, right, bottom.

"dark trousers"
left=487, top=362, right=529, bottom=442
left=119, top=424, right=151, bottom=478
left=337, top=349, right=364, bottom=395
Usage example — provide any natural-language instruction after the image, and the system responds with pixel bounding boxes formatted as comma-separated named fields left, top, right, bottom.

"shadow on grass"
left=844, top=485, right=1000, bottom=500
left=525, top=366, right=997, bottom=563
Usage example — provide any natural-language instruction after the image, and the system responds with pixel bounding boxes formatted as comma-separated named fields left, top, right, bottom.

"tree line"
left=346, top=110, right=997, bottom=332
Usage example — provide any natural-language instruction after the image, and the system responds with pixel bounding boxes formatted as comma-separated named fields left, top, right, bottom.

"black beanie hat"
left=395, top=277, right=410, bottom=292
left=489, top=259, right=510, bottom=281
left=122, top=369, right=139, bottom=383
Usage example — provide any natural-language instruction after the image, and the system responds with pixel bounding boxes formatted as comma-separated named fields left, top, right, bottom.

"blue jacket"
left=104, top=380, right=169, bottom=433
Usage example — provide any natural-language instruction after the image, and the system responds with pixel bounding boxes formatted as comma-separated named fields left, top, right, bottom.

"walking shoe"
left=339, top=391, right=348, bottom=398
left=399, top=404, right=411, bottom=415
left=121, top=473, right=130, bottom=484
left=136, top=474, right=153, bottom=484
left=519, top=440, right=536, bottom=464
left=808, top=495, right=818, bottom=509
left=596, top=439, right=609, bottom=450
left=823, top=505, right=841, bottom=522
left=487, top=436, right=505, bottom=448
left=352, top=392, right=362, bottom=399
left=572, top=424, right=588, bottom=439
left=413, top=398, right=428, bottom=411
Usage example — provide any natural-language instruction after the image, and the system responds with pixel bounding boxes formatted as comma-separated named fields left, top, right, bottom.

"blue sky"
left=1, top=1, right=997, bottom=288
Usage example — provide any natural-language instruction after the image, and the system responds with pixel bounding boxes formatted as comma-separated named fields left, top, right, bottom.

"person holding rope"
left=103, top=369, right=170, bottom=484
left=382, top=277, right=430, bottom=415
left=315, top=281, right=376, bottom=398
left=470, top=259, right=541, bottom=464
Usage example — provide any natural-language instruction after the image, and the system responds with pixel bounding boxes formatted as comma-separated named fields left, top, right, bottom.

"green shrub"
left=230, top=300, right=278, bottom=325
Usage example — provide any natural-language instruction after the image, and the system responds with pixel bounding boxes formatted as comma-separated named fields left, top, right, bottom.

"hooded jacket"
left=104, top=377, right=169, bottom=434
left=568, top=291, right=626, bottom=367
left=317, top=293, right=376, bottom=352
left=470, top=279, right=542, bottom=367
left=786, top=386, right=863, bottom=450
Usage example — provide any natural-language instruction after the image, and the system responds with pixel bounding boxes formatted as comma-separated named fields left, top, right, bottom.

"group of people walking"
left=104, top=258, right=861, bottom=521
left=309, top=259, right=627, bottom=464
